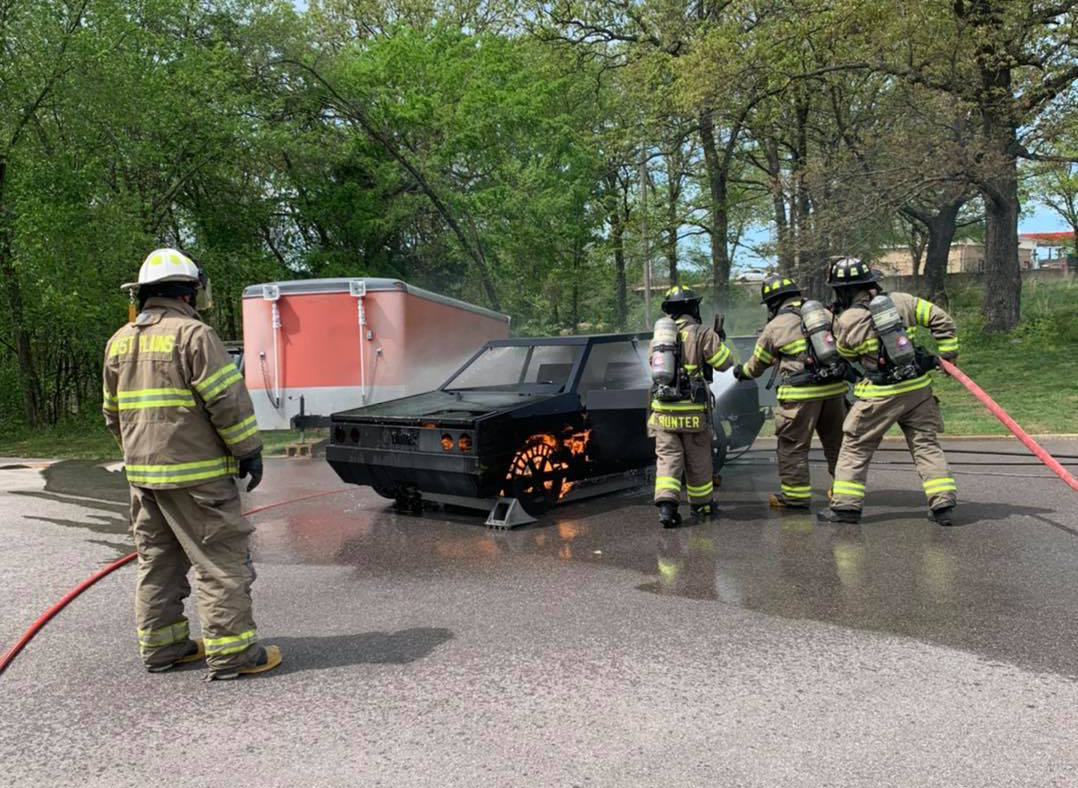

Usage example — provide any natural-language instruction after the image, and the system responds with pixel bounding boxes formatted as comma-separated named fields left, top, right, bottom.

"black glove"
left=938, top=352, right=958, bottom=363
left=237, top=451, right=263, bottom=492
left=732, top=364, right=750, bottom=381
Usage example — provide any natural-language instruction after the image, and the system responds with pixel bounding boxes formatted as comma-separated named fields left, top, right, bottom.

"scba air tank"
left=868, top=294, right=916, bottom=367
left=800, top=300, right=840, bottom=365
left=650, top=315, right=678, bottom=386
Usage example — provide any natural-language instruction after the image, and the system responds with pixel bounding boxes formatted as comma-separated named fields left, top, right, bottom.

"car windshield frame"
left=440, top=342, right=587, bottom=393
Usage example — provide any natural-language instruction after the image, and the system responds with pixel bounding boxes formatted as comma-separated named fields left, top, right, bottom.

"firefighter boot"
left=928, top=505, right=956, bottom=527
left=690, top=501, right=716, bottom=523
left=657, top=501, right=682, bottom=529
left=146, top=639, right=205, bottom=674
left=815, top=507, right=861, bottom=524
left=768, top=493, right=810, bottom=510
left=206, top=645, right=283, bottom=681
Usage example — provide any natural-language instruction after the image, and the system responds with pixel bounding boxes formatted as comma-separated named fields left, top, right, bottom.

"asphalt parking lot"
left=2, top=439, right=1077, bottom=787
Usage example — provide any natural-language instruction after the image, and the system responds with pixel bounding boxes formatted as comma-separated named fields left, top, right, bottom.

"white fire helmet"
left=123, top=248, right=212, bottom=310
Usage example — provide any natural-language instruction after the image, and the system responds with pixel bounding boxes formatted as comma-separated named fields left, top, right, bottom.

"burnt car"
left=326, top=333, right=766, bottom=522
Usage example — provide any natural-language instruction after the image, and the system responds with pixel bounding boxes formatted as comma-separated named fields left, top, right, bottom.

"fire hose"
left=0, top=487, right=352, bottom=677
left=938, top=358, right=1078, bottom=493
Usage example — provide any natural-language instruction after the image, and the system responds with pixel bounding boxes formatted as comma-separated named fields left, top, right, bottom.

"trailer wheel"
left=506, top=436, right=564, bottom=516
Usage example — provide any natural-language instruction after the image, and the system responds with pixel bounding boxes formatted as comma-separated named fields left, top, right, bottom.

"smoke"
left=710, top=368, right=738, bottom=404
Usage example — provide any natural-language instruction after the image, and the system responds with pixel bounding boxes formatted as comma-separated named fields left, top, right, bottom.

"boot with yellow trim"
left=815, top=507, right=861, bottom=524
left=689, top=500, right=716, bottom=524
left=768, top=493, right=810, bottom=510
left=657, top=501, right=682, bottom=528
left=205, top=645, right=283, bottom=681
left=146, top=639, right=205, bottom=674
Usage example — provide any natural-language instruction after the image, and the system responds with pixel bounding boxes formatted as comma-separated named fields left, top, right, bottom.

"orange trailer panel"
left=241, top=278, right=509, bottom=429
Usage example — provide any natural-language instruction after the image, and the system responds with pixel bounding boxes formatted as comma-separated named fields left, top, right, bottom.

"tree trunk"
left=698, top=111, right=732, bottom=309
left=982, top=159, right=1022, bottom=331
left=764, top=136, right=792, bottom=274
left=610, top=196, right=627, bottom=330
left=922, top=200, right=962, bottom=306
left=0, top=243, right=43, bottom=426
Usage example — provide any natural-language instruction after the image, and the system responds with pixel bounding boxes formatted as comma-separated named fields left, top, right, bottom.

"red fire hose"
left=938, top=358, right=1078, bottom=493
left=0, top=487, right=352, bottom=677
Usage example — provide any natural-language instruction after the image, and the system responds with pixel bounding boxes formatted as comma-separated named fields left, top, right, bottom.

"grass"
left=0, top=421, right=325, bottom=460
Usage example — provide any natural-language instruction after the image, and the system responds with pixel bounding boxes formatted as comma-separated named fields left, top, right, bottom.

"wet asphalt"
left=1, top=439, right=1077, bottom=787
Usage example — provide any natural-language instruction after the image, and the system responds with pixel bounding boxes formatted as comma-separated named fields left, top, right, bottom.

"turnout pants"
left=831, top=386, right=956, bottom=512
left=130, top=476, right=260, bottom=671
left=654, top=429, right=714, bottom=505
left=774, top=395, right=846, bottom=503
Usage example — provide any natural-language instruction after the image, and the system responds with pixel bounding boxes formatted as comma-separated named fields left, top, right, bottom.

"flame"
left=504, top=428, right=592, bottom=501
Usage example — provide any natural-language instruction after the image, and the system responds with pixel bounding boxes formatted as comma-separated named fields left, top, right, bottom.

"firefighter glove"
left=732, top=364, right=750, bottom=381
left=939, top=351, right=958, bottom=362
left=238, top=450, right=263, bottom=492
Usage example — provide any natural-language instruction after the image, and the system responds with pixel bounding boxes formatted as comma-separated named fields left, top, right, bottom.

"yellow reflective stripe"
left=683, top=363, right=698, bottom=372
left=706, top=345, right=731, bottom=367
left=103, top=389, right=119, bottom=412
left=853, top=373, right=931, bottom=399
left=194, top=364, right=239, bottom=394
left=752, top=344, right=774, bottom=364
left=117, top=387, right=192, bottom=399
left=832, top=481, right=865, bottom=498
left=915, top=298, right=933, bottom=327
left=778, top=339, right=808, bottom=355
left=937, top=337, right=959, bottom=352
left=651, top=401, right=706, bottom=412
left=837, top=344, right=859, bottom=360
left=219, top=415, right=258, bottom=445
left=222, top=426, right=258, bottom=445
left=119, top=400, right=196, bottom=411
left=201, top=371, right=244, bottom=402
left=125, top=457, right=238, bottom=485
left=923, top=477, right=956, bottom=493
left=686, top=483, right=713, bottom=496
left=137, top=619, right=189, bottom=648
left=204, top=629, right=257, bottom=656
left=116, top=387, right=196, bottom=410
left=777, top=381, right=850, bottom=401
left=852, top=338, right=880, bottom=355
left=781, top=484, right=812, bottom=499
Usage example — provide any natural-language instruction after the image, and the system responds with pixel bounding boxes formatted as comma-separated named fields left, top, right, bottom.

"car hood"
left=332, top=389, right=561, bottom=425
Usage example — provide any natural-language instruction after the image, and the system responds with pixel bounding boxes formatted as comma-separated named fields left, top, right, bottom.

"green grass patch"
left=0, top=420, right=327, bottom=460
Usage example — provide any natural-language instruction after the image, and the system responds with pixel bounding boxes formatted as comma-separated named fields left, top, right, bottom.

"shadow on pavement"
left=270, top=627, right=454, bottom=673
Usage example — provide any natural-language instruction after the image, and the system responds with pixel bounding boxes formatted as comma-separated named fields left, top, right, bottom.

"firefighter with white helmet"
left=103, top=248, right=281, bottom=679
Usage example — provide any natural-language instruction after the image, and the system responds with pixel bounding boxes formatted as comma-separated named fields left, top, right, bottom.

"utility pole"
left=640, top=158, right=651, bottom=329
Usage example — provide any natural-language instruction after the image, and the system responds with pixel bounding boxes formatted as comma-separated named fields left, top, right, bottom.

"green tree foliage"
left=1, top=0, right=1075, bottom=428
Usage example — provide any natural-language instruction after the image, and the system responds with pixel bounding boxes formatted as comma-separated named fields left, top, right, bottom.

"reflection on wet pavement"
left=247, top=457, right=1078, bottom=678
left=8, top=454, right=1078, bottom=678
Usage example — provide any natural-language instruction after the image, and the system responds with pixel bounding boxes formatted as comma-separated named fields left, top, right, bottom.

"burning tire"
left=505, top=435, right=566, bottom=516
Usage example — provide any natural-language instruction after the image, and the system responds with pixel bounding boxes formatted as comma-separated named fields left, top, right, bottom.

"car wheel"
left=506, top=436, right=565, bottom=516
left=712, top=418, right=729, bottom=471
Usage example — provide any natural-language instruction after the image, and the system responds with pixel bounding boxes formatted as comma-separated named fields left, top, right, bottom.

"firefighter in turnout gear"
left=731, top=275, right=848, bottom=508
left=103, top=248, right=282, bottom=679
left=648, top=285, right=735, bottom=527
left=815, top=258, right=959, bottom=526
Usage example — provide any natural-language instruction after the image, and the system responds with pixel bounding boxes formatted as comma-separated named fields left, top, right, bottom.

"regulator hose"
left=0, top=487, right=352, bottom=677
left=938, top=358, right=1078, bottom=493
